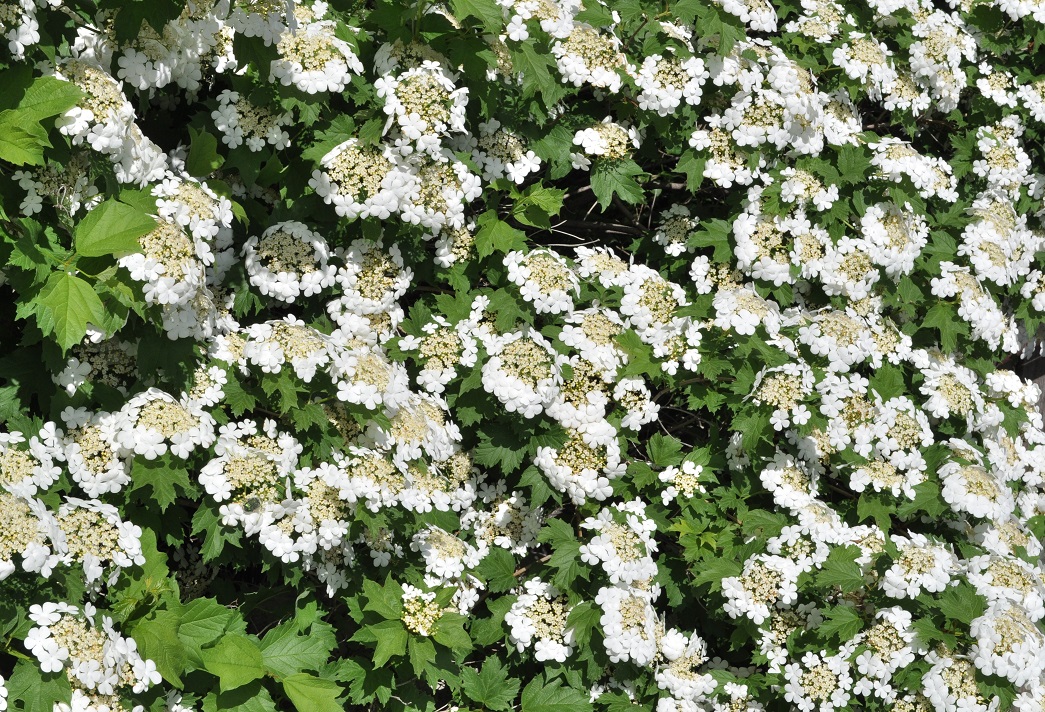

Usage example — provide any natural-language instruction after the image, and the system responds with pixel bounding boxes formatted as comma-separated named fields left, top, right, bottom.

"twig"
left=612, top=194, right=639, bottom=226
left=513, top=553, right=552, bottom=578
left=556, top=219, right=645, bottom=236
left=652, top=376, right=709, bottom=402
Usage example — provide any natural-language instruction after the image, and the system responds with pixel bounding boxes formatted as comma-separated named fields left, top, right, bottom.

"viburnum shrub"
left=1, top=0, right=1045, bottom=709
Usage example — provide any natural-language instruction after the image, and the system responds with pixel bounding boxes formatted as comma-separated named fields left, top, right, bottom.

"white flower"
left=115, top=388, right=216, bottom=460
left=783, top=650, right=854, bottom=712
left=534, top=423, right=625, bottom=504
left=310, top=139, right=408, bottom=220
left=655, top=629, right=716, bottom=702
left=375, top=61, right=468, bottom=153
left=552, top=25, right=633, bottom=93
left=505, top=249, right=580, bottom=314
left=923, top=650, right=998, bottom=712
left=243, top=221, right=337, bottom=302
left=635, top=54, right=710, bottom=115
left=271, top=20, right=363, bottom=94
left=468, top=118, right=541, bottom=184
left=579, top=499, right=658, bottom=584
left=853, top=607, right=921, bottom=680
left=722, top=554, right=800, bottom=624
left=596, top=584, right=659, bottom=665
left=481, top=329, right=562, bottom=419
left=505, top=579, right=575, bottom=662
left=939, top=458, right=1014, bottom=521
left=410, top=526, right=487, bottom=583
left=880, top=533, right=956, bottom=599
left=713, top=284, right=781, bottom=337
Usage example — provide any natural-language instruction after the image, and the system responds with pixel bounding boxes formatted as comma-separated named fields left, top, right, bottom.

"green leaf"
left=6, top=218, right=65, bottom=284
left=407, top=635, right=436, bottom=677
left=187, top=126, right=226, bottom=177
left=740, top=509, right=787, bottom=538
left=179, top=598, right=240, bottom=668
left=0, top=75, right=75, bottom=166
left=856, top=493, right=892, bottom=531
left=75, top=198, right=156, bottom=257
left=818, top=605, right=863, bottom=642
left=688, top=219, right=733, bottom=262
left=676, top=149, right=707, bottom=191
left=817, top=545, right=865, bottom=592
left=449, top=0, right=503, bottom=31
left=616, top=329, right=655, bottom=378
left=732, top=408, right=770, bottom=453
left=471, top=595, right=514, bottom=647
left=474, top=212, right=527, bottom=258
left=191, top=504, right=243, bottom=562
left=912, top=616, right=951, bottom=646
left=5, top=661, right=72, bottom=712
left=575, top=3, right=614, bottom=24
left=978, top=674, right=1018, bottom=711
left=509, top=43, right=565, bottom=105
left=476, top=547, right=517, bottom=592
left=223, top=377, right=257, bottom=417
left=486, top=289, right=530, bottom=331
left=530, top=124, right=575, bottom=179
left=837, top=145, right=870, bottom=184
left=461, top=657, right=520, bottom=711
left=896, top=276, right=923, bottom=304
left=200, top=634, right=265, bottom=692
left=521, top=676, right=593, bottom=712
left=474, top=423, right=529, bottom=474
left=357, top=116, right=385, bottom=146
left=539, top=518, right=584, bottom=588
left=870, top=364, right=906, bottom=400
left=132, top=609, right=186, bottom=687
left=130, top=456, right=192, bottom=511
left=111, top=0, right=182, bottom=40
left=334, top=656, right=394, bottom=705
left=302, top=116, right=355, bottom=165
left=922, top=302, right=963, bottom=353
left=897, top=480, right=947, bottom=519
left=648, top=433, right=684, bottom=466
left=15, top=76, right=82, bottom=121
left=691, top=557, right=741, bottom=592
left=590, top=158, right=644, bottom=208
left=282, top=673, right=344, bottom=712
left=34, top=271, right=108, bottom=351
left=362, top=576, right=405, bottom=620
left=261, top=622, right=335, bottom=677
left=938, top=583, right=986, bottom=625
left=511, top=184, right=565, bottom=229
left=203, top=681, right=279, bottom=712
left=565, top=600, right=601, bottom=647
left=432, top=612, right=472, bottom=653
left=0, top=112, right=50, bottom=166
left=0, top=385, right=23, bottom=428
left=289, top=401, right=327, bottom=432
left=519, top=465, right=555, bottom=509
left=369, top=619, right=407, bottom=666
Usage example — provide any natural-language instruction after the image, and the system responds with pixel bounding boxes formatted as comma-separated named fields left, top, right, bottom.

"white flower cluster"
left=12, top=154, right=101, bottom=217
left=26, top=602, right=160, bottom=701
left=268, top=2, right=363, bottom=93
left=212, top=90, right=292, bottom=151
left=108, top=2, right=232, bottom=94
left=52, top=58, right=167, bottom=187
left=0, top=0, right=40, bottom=58
left=570, top=119, right=641, bottom=171
left=243, top=220, right=337, bottom=302
left=465, top=119, right=542, bottom=184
